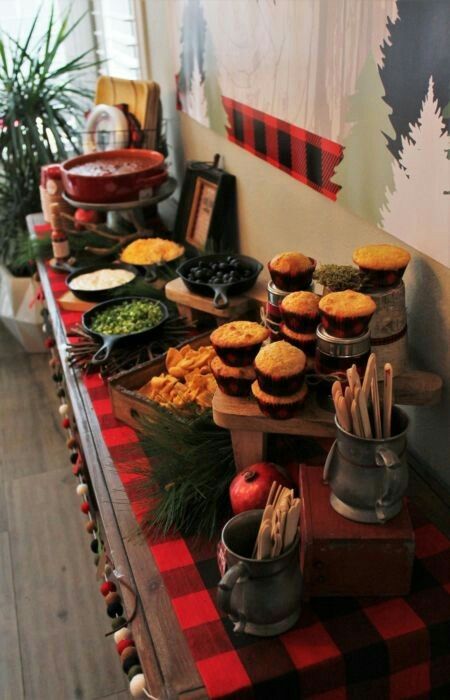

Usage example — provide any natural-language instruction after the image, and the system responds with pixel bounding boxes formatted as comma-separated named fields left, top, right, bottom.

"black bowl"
left=67, top=262, right=139, bottom=302
left=177, top=254, right=263, bottom=308
left=82, top=296, right=169, bottom=364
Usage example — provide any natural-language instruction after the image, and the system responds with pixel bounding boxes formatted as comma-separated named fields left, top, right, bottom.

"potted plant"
left=0, top=7, right=95, bottom=350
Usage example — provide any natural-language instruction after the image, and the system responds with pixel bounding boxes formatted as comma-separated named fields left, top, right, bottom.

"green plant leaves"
left=0, top=4, right=97, bottom=267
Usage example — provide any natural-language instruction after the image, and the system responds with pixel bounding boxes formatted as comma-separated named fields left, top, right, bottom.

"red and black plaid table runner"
left=46, top=263, right=450, bottom=699
left=221, top=97, right=343, bottom=202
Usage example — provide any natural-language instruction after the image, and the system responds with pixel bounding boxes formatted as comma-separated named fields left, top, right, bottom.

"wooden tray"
left=108, top=332, right=212, bottom=431
left=165, top=277, right=261, bottom=322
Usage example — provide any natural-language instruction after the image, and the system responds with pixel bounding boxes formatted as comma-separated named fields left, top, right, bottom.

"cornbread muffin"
left=211, top=356, right=256, bottom=396
left=254, top=340, right=306, bottom=396
left=353, top=244, right=411, bottom=287
left=210, top=321, right=269, bottom=367
left=280, top=291, right=320, bottom=332
left=319, top=290, right=376, bottom=338
left=280, top=323, right=316, bottom=356
left=252, top=380, right=308, bottom=420
left=268, top=252, right=316, bottom=291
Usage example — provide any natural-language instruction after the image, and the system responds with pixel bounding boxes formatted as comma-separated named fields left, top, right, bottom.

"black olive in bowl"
left=177, top=254, right=263, bottom=308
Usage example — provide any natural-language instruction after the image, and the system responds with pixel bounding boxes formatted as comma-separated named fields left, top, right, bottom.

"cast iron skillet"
left=177, top=254, right=263, bottom=309
left=82, top=296, right=169, bottom=364
left=66, top=262, right=140, bottom=302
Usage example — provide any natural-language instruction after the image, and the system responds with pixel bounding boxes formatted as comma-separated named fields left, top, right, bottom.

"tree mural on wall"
left=177, top=0, right=227, bottom=134
left=380, top=0, right=449, bottom=160
left=186, top=58, right=209, bottom=127
left=178, top=0, right=207, bottom=96
left=203, top=30, right=228, bottom=136
left=380, top=78, right=449, bottom=266
left=333, top=52, right=395, bottom=225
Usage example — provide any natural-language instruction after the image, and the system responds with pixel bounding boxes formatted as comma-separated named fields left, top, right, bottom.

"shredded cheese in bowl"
left=120, top=238, right=185, bottom=265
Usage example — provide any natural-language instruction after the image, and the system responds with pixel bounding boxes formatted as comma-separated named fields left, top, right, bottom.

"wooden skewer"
left=371, top=363, right=382, bottom=439
left=344, top=386, right=353, bottom=417
left=356, top=386, right=372, bottom=438
left=337, top=395, right=352, bottom=432
left=346, top=367, right=355, bottom=394
left=332, top=380, right=343, bottom=403
left=383, top=363, right=393, bottom=438
left=351, top=399, right=364, bottom=437
left=362, top=353, right=376, bottom=401
left=351, top=364, right=361, bottom=392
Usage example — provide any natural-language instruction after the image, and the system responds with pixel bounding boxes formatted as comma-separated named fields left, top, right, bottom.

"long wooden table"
left=32, top=214, right=450, bottom=699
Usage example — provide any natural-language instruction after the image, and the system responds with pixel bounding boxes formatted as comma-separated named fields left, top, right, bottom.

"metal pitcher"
left=217, top=510, right=302, bottom=637
left=323, top=405, right=409, bottom=524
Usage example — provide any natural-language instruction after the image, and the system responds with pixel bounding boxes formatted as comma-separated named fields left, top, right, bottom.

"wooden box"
left=300, top=465, right=415, bottom=598
left=108, top=332, right=212, bottom=431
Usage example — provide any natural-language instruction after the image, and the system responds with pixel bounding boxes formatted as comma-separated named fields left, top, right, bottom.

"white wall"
left=145, top=0, right=450, bottom=489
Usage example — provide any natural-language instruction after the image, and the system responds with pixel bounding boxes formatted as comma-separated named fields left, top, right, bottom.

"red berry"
left=100, top=581, right=116, bottom=596
left=74, top=208, right=100, bottom=230
left=116, top=639, right=135, bottom=655
left=62, top=417, right=70, bottom=429
left=80, top=501, right=90, bottom=514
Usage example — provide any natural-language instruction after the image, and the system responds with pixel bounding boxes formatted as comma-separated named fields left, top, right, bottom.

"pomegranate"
left=229, top=462, right=293, bottom=514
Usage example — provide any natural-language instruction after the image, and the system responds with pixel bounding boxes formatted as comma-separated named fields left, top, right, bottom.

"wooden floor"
left=0, top=322, right=128, bottom=700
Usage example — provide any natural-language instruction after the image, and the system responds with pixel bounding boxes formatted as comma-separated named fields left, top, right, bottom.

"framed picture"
left=173, top=157, right=238, bottom=253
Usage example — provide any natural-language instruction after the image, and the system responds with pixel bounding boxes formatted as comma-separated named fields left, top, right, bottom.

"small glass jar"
left=315, top=324, right=370, bottom=379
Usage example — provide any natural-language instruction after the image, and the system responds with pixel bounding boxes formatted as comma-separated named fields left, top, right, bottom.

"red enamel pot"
left=61, top=149, right=167, bottom=204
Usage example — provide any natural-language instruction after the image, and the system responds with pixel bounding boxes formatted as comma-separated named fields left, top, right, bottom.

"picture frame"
left=173, top=157, right=238, bottom=253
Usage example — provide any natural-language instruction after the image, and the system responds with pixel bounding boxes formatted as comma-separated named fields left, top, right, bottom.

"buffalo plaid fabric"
left=221, top=97, right=343, bottom=201
left=44, top=260, right=450, bottom=699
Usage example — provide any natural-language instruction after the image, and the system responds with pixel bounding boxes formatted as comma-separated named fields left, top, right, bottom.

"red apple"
left=229, top=462, right=293, bottom=514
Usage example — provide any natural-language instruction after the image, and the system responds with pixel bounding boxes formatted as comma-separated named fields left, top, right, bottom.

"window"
left=92, top=0, right=149, bottom=80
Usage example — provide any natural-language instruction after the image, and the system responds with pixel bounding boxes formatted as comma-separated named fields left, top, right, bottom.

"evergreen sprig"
left=126, top=404, right=235, bottom=540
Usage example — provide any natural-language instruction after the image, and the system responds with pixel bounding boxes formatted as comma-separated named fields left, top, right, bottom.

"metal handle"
left=143, top=265, right=157, bottom=283
left=375, top=446, right=404, bottom=523
left=212, top=286, right=229, bottom=309
left=217, top=560, right=249, bottom=618
left=323, top=440, right=337, bottom=483
left=91, top=337, right=115, bottom=364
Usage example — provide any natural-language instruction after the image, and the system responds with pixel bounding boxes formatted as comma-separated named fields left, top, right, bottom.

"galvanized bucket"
left=323, top=406, right=409, bottom=524
left=217, top=510, right=302, bottom=636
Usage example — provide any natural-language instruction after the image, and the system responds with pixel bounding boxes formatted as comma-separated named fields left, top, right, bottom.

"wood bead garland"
left=90, top=539, right=100, bottom=554
left=121, top=647, right=140, bottom=674
left=127, top=664, right=143, bottom=682
left=129, top=673, right=147, bottom=698
left=104, top=563, right=113, bottom=577
left=111, top=616, right=127, bottom=631
left=113, top=627, right=131, bottom=644
left=66, top=436, right=77, bottom=449
left=116, top=638, right=135, bottom=655
left=58, top=403, right=69, bottom=416
left=100, top=581, right=116, bottom=596
left=105, top=591, right=121, bottom=607
left=107, top=600, right=123, bottom=618
left=62, top=417, right=71, bottom=429
left=57, top=388, right=65, bottom=398
left=85, top=520, right=96, bottom=533
left=45, top=338, right=55, bottom=349
left=80, top=501, right=90, bottom=514
left=76, top=483, right=88, bottom=496
left=70, top=452, right=79, bottom=464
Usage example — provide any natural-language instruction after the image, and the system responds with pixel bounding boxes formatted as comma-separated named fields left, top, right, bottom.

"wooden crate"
left=108, top=332, right=213, bottom=431
left=300, top=465, right=415, bottom=598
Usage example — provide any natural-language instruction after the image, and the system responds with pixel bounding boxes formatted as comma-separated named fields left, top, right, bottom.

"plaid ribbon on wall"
left=46, top=262, right=450, bottom=699
left=222, top=97, right=343, bottom=201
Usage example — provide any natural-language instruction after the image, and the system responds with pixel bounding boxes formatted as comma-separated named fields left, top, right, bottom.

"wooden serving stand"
left=165, top=277, right=261, bottom=324
left=212, top=370, right=442, bottom=471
